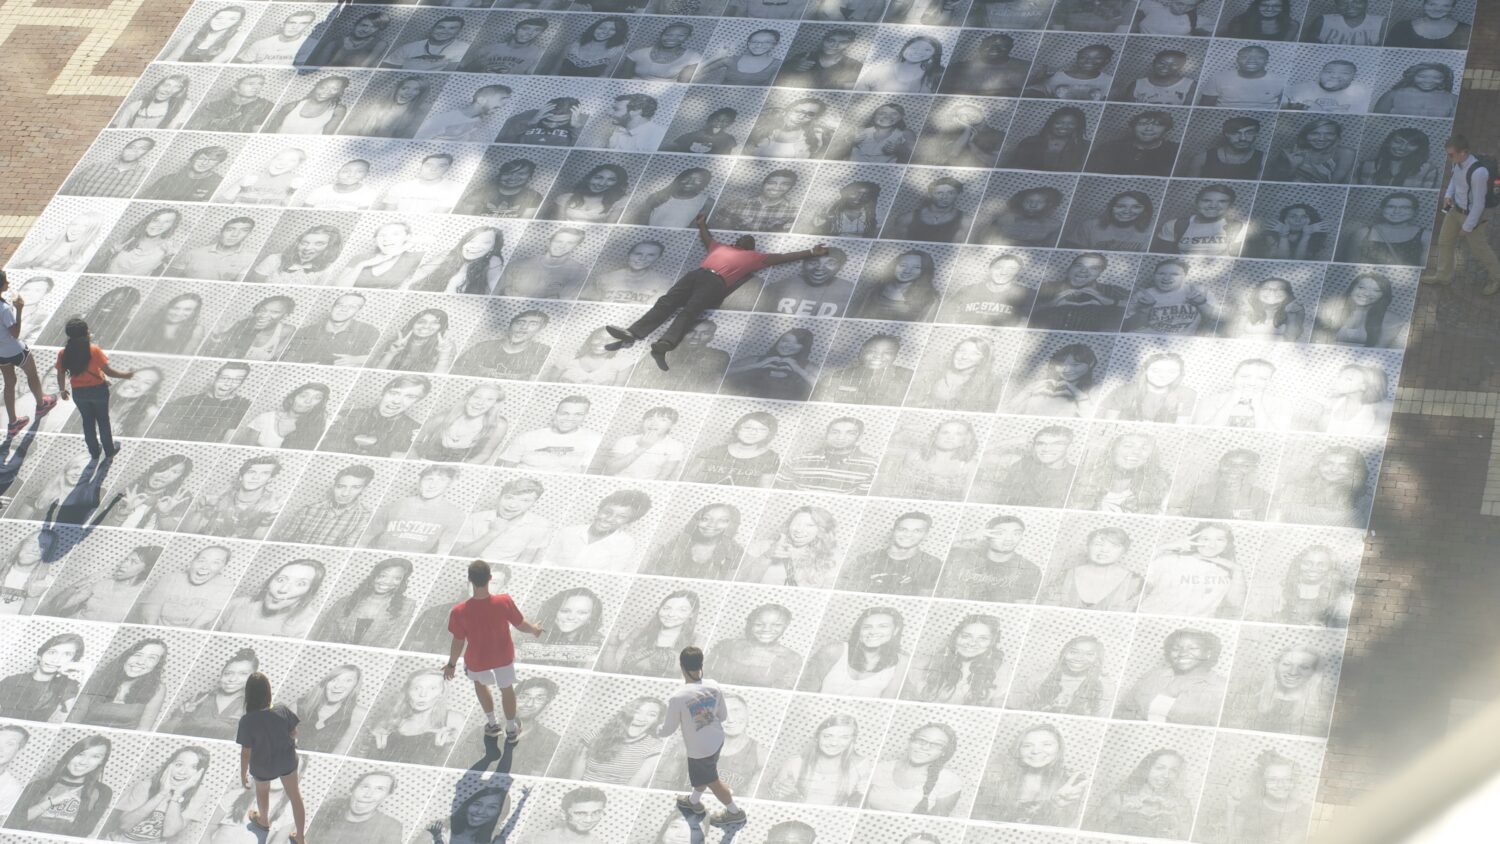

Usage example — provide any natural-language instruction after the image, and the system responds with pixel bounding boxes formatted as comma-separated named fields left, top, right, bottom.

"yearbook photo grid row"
left=0, top=0, right=1474, bottom=843
left=0, top=517, right=1345, bottom=843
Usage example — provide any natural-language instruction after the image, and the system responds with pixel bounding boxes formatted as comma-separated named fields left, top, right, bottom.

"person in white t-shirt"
left=1305, top=0, right=1386, bottom=46
left=1032, top=44, right=1115, bottom=101
left=1152, top=184, right=1247, bottom=257
left=499, top=396, right=602, bottom=473
left=1126, top=49, right=1196, bottom=106
left=452, top=477, right=553, bottom=564
left=380, top=15, right=473, bottom=71
left=236, top=10, right=318, bottom=65
left=541, top=489, right=650, bottom=572
left=1198, top=46, right=1286, bottom=110
left=298, top=158, right=380, bottom=210
left=1122, top=258, right=1220, bottom=336
left=657, top=647, right=747, bottom=829
left=1133, top=0, right=1209, bottom=35
left=377, top=153, right=464, bottom=213
left=415, top=84, right=512, bottom=143
left=1284, top=60, right=1372, bottom=114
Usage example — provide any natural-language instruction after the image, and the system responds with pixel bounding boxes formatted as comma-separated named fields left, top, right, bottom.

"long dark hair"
left=61, top=318, right=93, bottom=376
left=845, top=606, right=904, bottom=672
left=46, top=734, right=112, bottom=790
left=589, top=697, right=665, bottom=763
left=423, top=226, right=505, bottom=295
left=920, top=614, right=1004, bottom=705
left=1098, top=191, right=1155, bottom=232
left=621, top=590, right=699, bottom=667
left=1373, top=128, right=1432, bottom=185
left=907, top=722, right=958, bottom=814
left=1275, top=204, right=1328, bottom=256
left=566, top=164, right=630, bottom=214
left=91, top=637, right=168, bottom=706
left=185, top=6, right=246, bottom=60
left=1035, top=636, right=1107, bottom=715
left=343, top=557, right=412, bottom=617
left=244, top=671, right=272, bottom=712
left=1225, top=0, right=1297, bottom=39
left=143, top=746, right=209, bottom=806
left=279, top=382, right=331, bottom=450
left=451, top=786, right=509, bottom=840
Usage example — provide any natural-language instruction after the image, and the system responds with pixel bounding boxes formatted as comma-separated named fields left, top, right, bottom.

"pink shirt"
left=700, top=242, right=772, bottom=288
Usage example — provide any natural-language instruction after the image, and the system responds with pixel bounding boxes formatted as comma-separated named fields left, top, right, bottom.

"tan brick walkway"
left=0, top=0, right=193, bottom=246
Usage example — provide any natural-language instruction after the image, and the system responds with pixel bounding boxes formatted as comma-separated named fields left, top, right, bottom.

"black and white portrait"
left=1080, top=723, right=1212, bottom=839
left=1221, top=626, right=1342, bottom=737
left=1193, top=732, right=1323, bottom=844
left=970, top=714, right=1106, bottom=828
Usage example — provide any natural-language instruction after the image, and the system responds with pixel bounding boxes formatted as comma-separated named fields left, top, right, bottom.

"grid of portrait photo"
left=0, top=0, right=1478, bottom=841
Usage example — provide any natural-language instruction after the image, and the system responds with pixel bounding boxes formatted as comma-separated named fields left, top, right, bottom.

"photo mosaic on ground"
left=0, top=0, right=1479, bottom=841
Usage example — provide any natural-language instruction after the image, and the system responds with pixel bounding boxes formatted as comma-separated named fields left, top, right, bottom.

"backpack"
left=1466, top=154, right=1500, bottom=209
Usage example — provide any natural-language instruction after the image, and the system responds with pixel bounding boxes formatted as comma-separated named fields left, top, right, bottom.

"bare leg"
left=253, top=781, right=271, bottom=828
left=707, top=779, right=733, bottom=805
left=19, top=357, right=44, bottom=405
left=281, top=772, right=307, bottom=843
left=499, top=685, right=517, bottom=721
left=2, top=366, right=17, bottom=423
left=473, top=680, right=495, bottom=717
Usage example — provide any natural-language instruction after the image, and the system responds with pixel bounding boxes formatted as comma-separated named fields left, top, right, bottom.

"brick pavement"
left=4, top=0, right=1500, bottom=835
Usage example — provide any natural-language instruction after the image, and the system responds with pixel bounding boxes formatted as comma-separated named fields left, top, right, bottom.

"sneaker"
left=34, top=395, right=57, bottom=417
left=1420, top=273, right=1449, bottom=286
left=1484, top=280, right=1500, bottom=296
left=483, top=722, right=503, bottom=738
left=675, top=795, right=704, bottom=814
left=709, top=808, right=746, bottom=828
left=5, top=417, right=29, bottom=437
left=605, top=325, right=637, bottom=343
left=504, top=725, right=522, bottom=746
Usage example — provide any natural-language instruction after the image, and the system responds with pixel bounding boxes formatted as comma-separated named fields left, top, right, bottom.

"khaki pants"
left=1430, top=208, right=1500, bottom=286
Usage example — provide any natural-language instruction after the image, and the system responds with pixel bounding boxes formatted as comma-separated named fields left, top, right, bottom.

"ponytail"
left=61, top=318, right=92, bottom=377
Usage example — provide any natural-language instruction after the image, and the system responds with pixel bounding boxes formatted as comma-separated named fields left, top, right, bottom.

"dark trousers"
left=73, top=384, right=114, bottom=456
left=627, top=268, right=729, bottom=348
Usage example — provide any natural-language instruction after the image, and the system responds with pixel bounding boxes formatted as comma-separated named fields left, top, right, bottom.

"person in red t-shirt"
left=444, top=559, right=545, bottom=744
left=606, top=215, right=828, bottom=370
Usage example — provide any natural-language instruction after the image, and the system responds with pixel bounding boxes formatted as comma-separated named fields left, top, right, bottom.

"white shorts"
left=466, top=664, right=517, bottom=688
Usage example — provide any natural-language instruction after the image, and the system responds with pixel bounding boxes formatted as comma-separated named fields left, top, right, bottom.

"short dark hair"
left=615, top=93, right=658, bottom=119
left=1222, top=116, right=1261, bottom=134
left=244, top=671, right=272, bottom=712
left=468, top=559, right=491, bottom=586
left=679, top=646, right=704, bottom=673
left=335, top=464, right=376, bottom=484
left=516, top=676, right=559, bottom=699
left=1447, top=134, right=1471, bottom=153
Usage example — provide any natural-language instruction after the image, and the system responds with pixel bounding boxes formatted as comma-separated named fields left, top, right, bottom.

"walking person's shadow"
left=426, top=766, right=531, bottom=844
left=38, top=451, right=122, bottom=559
left=0, top=424, right=40, bottom=498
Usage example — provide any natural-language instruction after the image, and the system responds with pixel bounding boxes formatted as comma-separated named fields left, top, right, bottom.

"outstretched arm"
left=694, top=215, right=717, bottom=251
left=763, top=243, right=830, bottom=267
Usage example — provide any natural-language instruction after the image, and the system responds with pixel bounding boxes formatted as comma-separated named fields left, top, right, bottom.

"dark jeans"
left=627, top=268, right=730, bottom=348
left=72, top=384, right=114, bottom=456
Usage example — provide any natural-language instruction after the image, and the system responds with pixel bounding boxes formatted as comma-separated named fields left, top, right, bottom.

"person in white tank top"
left=805, top=608, right=908, bottom=698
